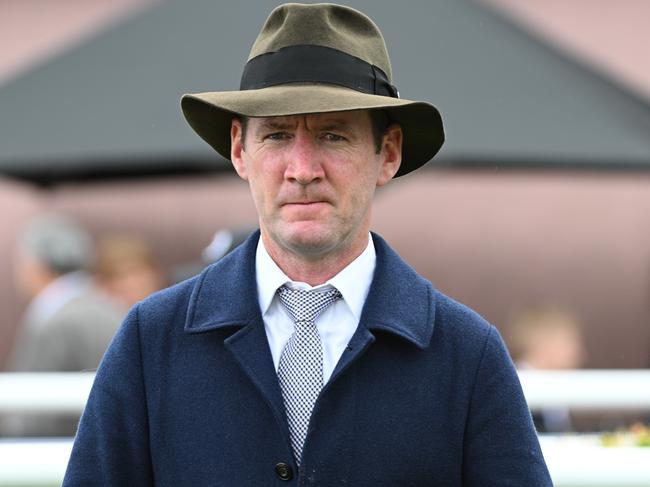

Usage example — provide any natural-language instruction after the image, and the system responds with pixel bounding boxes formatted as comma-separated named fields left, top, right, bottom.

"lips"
left=281, top=196, right=330, bottom=206
left=281, top=200, right=331, bottom=214
left=283, top=201, right=327, bottom=208
left=278, top=191, right=333, bottom=211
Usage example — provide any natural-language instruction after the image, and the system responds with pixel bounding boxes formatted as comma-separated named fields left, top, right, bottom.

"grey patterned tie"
left=276, top=285, right=342, bottom=465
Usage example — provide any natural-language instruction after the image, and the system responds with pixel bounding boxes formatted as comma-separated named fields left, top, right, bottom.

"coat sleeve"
left=462, top=326, right=553, bottom=486
left=62, top=305, right=154, bottom=486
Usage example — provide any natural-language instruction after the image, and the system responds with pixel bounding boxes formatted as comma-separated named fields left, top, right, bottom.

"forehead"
left=247, top=110, right=372, bottom=130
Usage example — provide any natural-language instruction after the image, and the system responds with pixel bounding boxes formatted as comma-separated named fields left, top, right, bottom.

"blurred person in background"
left=509, top=305, right=586, bottom=432
left=170, top=226, right=255, bottom=283
left=94, top=234, right=166, bottom=312
left=3, top=214, right=123, bottom=436
left=9, top=214, right=124, bottom=372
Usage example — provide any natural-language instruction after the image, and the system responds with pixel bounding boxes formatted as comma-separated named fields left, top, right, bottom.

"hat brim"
left=181, top=84, right=444, bottom=177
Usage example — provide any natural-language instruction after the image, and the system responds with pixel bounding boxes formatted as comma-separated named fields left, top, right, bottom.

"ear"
left=376, top=123, right=403, bottom=187
left=230, top=118, right=248, bottom=181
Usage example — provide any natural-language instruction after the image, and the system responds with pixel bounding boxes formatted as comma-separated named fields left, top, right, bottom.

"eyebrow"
left=254, top=117, right=354, bottom=133
left=255, top=119, right=296, bottom=132
left=317, top=120, right=351, bottom=132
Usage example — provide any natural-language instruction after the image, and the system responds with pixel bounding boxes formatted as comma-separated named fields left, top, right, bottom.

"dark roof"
left=1, top=0, right=649, bottom=183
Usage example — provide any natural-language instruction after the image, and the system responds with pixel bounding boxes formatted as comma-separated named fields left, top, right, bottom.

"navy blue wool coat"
left=63, top=232, right=552, bottom=486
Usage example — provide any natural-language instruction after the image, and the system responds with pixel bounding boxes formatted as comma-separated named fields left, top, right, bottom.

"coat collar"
left=360, top=232, right=435, bottom=349
left=184, top=230, right=435, bottom=350
left=184, top=230, right=261, bottom=332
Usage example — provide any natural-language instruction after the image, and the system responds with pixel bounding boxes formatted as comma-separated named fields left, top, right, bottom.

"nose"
left=284, top=132, right=325, bottom=185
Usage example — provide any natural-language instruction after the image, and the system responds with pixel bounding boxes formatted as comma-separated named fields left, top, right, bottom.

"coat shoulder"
left=433, top=290, right=493, bottom=335
left=429, top=287, right=500, bottom=358
left=131, top=267, right=214, bottom=337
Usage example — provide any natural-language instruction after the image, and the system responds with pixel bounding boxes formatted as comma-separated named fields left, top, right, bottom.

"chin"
left=287, top=234, right=335, bottom=255
left=281, top=225, right=340, bottom=255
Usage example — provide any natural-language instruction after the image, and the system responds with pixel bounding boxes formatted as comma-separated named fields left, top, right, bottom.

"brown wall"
left=373, top=170, right=650, bottom=368
left=1, top=170, right=648, bottom=369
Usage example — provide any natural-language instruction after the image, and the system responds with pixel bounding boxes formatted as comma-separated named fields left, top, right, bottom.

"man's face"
left=230, top=110, right=402, bottom=261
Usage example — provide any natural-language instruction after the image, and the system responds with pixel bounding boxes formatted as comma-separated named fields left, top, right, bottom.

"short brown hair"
left=507, top=305, right=583, bottom=362
left=95, top=235, right=159, bottom=280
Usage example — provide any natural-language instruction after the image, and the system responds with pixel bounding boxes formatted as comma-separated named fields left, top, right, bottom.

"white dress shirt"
left=255, top=234, right=376, bottom=384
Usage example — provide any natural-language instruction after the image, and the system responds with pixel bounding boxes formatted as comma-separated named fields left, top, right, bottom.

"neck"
left=262, top=232, right=369, bottom=286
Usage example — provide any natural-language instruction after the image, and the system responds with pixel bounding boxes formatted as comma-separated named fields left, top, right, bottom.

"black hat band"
left=240, top=44, right=399, bottom=98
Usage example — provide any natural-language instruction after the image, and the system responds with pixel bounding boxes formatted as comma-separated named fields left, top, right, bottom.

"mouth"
left=282, top=200, right=330, bottom=213
left=282, top=198, right=329, bottom=206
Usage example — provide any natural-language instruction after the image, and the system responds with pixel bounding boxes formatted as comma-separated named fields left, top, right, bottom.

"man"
left=6, top=214, right=123, bottom=436
left=94, top=234, right=166, bottom=311
left=64, top=4, right=551, bottom=485
left=509, top=305, right=586, bottom=433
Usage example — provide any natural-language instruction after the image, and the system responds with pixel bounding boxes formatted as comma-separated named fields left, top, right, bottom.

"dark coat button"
left=275, top=462, right=293, bottom=481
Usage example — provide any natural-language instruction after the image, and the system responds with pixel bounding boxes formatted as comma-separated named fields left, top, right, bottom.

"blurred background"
left=0, top=0, right=649, bottom=483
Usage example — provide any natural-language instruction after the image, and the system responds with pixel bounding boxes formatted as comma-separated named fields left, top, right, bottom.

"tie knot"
left=276, top=286, right=342, bottom=324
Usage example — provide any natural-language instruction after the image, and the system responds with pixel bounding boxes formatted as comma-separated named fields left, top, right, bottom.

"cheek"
left=334, top=170, right=379, bottom=222
left=246, top=177, right=268, bottom=214
left=246, top=166, right=281, bottom=213
left=338, top=157, right=382, bottom=196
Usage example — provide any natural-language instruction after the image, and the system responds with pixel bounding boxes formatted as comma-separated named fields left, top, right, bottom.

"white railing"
left=2, top=436, right=649, bottom=487
left=3, top=370, right=650, bottom=413
left=0, top=439, right=72, bottom=487
left=539, top=435, right=650, bottom=487
left=0, top=372, right=94, bottom=414
left=518, top=370, right=650, bottom=410
left=2, top=370, right=650, bottom=487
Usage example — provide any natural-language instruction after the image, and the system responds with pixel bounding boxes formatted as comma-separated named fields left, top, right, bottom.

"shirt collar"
left=255, top=234, right=376, bottom=321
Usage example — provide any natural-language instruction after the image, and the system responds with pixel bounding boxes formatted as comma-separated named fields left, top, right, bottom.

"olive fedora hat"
left=181, top=3, right=444, bottom=177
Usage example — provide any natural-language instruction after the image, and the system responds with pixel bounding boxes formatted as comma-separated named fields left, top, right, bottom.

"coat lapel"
left=362, top=232, right=436, bottom=349
left=223, top=317, right=289, bottom=433
left=182, top=230, right=437, bottom=424
left=329, top=232, right=437, bottom=384
left=183, top=230, right=289, bottom=435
